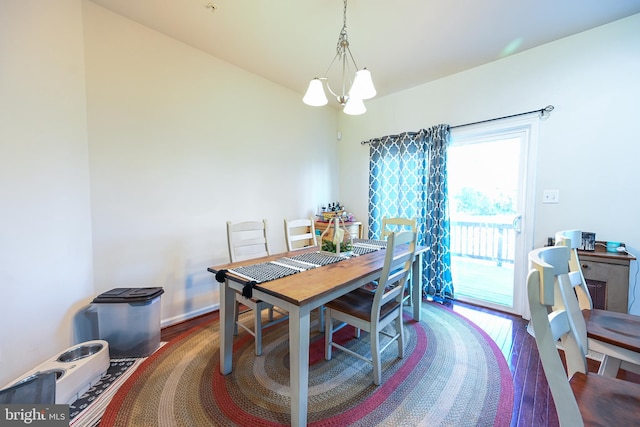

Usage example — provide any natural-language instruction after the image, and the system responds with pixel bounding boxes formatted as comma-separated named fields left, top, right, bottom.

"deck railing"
left=450, top=218, right=515, bottom=266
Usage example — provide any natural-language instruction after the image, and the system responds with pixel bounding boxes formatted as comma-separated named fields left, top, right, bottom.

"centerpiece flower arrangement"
left=319, top=216, right=352, bottom=256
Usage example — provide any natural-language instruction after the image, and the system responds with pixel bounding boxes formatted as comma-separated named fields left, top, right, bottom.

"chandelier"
left=302, top=0, right=376, bottom=115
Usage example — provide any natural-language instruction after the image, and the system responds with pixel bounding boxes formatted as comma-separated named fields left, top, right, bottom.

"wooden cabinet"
left=578, top=243, right=636, bottom=313
left=314, top=221, right=363, bottom=241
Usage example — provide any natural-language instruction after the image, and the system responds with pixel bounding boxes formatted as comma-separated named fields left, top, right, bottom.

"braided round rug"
left=101, top=302, right=513, bottom=426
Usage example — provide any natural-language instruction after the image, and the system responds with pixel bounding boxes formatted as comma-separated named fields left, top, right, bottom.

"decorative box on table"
left=320, top=210, right=344, bottom=222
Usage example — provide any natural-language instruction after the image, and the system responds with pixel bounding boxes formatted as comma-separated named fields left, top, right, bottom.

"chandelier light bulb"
left=350, top=69, right=376, bottom=100
left=303, top=78, right=328, bottom=106
left=343, top=96, right=366, bottom=115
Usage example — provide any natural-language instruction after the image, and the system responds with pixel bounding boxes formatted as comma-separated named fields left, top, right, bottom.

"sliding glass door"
left=448, top=117, right=538, bottom=315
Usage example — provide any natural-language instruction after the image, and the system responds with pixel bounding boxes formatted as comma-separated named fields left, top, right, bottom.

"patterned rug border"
left=102, top=302, right=514, bottom=426
left=437, top=304, right=515, bottom=424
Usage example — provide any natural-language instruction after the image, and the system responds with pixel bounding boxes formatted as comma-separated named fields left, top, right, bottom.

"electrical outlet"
left=542, top=189, right=559, bottom=204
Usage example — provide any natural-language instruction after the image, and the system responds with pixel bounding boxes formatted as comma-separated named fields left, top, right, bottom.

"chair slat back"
left=227, top=220, right=270, bottom=262
left=555, top=229, right=593, bottom=310
left=284, top=218, right=317, bottom=252
left=373, top=230, right=416, bottom=317
left=528, top=245, right=589, bottom=426
left=380, top=217, right=417, bottom=240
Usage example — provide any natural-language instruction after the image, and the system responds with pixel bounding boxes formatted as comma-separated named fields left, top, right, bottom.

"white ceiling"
left=88, top=0, right=640, bottom=103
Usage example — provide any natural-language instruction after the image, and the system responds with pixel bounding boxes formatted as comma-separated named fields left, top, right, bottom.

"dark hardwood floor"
left=161, top=301, right=640, bottom=427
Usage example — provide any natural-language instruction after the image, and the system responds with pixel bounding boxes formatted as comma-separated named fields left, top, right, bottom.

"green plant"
left=321, top=240, right=352, bottom=253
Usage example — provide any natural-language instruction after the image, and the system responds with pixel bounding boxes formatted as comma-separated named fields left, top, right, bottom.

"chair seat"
left=570, top=371, right=640, bottom=425
left=325, top=287, right=401, bottom=322
left=583, top=309, right=640, bottom=353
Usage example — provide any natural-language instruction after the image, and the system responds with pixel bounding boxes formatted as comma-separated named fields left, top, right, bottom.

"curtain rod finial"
left=540, top=105, right=554, bottom=119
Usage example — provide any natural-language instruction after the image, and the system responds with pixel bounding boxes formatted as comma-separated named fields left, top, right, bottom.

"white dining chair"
left=380, top=216, right=417, bottom=240
left=284, top=217, right=326, bottom=331
left=380, top=216, right=417, bottom=305
left=227, top=219, right=288, bottom=356
left=284, top=217, right=317, bottom=252
left=555, top=229, right=640, bottom=377
left=527, top=245, right=640, bottom=426
left=324, top=230, right=416, bottom=385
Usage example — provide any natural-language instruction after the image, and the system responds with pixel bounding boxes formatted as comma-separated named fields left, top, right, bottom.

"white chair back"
left=372, top=230, right=416, bottom=315
left=527, top=245, right=589, bottom=426
left=554, top=229, right=593, bottom=310
left=227, top=220, right=270, bottom=262
left=284, top=217, right=317, bottom=252
left=380, top=217, right=417, bottom=240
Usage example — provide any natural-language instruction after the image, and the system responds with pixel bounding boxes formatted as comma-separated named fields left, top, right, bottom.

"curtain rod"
left=360, top=105, right=554, bottom=145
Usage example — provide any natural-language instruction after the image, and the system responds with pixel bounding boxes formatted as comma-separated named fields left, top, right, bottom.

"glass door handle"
left=512, top=215, right=522, bottom=234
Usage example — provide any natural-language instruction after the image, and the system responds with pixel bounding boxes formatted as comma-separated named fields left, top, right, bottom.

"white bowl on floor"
left=2, top=340, right=110, bottom=404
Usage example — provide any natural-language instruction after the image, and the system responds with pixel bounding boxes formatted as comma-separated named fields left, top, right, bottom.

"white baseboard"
left=161, top=303, right=220, bottom=328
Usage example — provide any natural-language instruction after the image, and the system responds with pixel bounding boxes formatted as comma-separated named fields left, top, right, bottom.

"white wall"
left=82, top=3, right=338, bottom=326
left=0, top=0, right=94, bottom=385
left=338, top=13, right=640, bottom=314
left=0, top=0, right=338, bottom=386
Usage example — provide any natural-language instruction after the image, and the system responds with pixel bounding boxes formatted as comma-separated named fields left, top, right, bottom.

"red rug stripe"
left=99, top=325, right=193, bottom=426
left=439, top=305, right=515, bottom=427
left=311, top=318, right=428, bottom=426
left=211, top=315, right=428, bottom=426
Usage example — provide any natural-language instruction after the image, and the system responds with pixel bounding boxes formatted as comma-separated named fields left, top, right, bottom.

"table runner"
left=228, top=239, right=387, bottom=284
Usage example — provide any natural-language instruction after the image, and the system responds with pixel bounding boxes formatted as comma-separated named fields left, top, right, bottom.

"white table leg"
left=289, top=305, right=310, bottom=427
left=412, top=252, right=423, bottom=321
left=220, top=279, right=235, bottom=375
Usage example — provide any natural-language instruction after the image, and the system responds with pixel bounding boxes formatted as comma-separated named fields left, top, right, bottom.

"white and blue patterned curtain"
left=368, top=124, right=453, bottom=300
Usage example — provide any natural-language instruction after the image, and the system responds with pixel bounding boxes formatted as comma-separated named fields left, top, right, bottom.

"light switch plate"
left=542, top=189, right=559, bottom=204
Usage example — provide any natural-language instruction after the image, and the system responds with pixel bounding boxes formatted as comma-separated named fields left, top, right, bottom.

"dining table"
left=207, top=241, right=428, bottom=427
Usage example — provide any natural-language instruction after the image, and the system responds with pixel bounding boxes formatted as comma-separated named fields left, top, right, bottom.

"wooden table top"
left=583, top=308, right=640, bottom=352
left=208, top=245, right=427, bottom=307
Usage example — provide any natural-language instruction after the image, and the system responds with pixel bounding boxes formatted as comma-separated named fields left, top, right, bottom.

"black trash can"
left=92, top=287, right=164, bottom=358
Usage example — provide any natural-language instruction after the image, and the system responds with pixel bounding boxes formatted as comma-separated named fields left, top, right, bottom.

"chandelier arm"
left=325, top=48, right=356, bottom=104
left=322, top=52, right=341, bottom=100
left=341, top=51, right=348, bottom=98
left=324, top=81, right=339, bottom=99
left=322, top=52, right=341, bottom=80
left=345, top=45, right=361, bottom=72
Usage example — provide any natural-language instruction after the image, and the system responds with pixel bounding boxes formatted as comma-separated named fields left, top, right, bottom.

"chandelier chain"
left=336, top=0, right=349, bottom=57
left=343, top=0, right=348, bottom=27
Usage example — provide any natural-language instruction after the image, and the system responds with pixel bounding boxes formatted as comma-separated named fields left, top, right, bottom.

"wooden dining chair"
left=227, top=219, right=288, bottom=356
left=555, top=229, right=640, bottom=376
left=284, top=217, right=324, bottom=331
left=284, top=217, right=317, bottom=252
left=380, top=216, right=417, bottom=305
left=380, top=216, right=417, bottom=240
left=324, top=230, right=416, bottom=385
left=528, top=245, right=640, bottom=426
